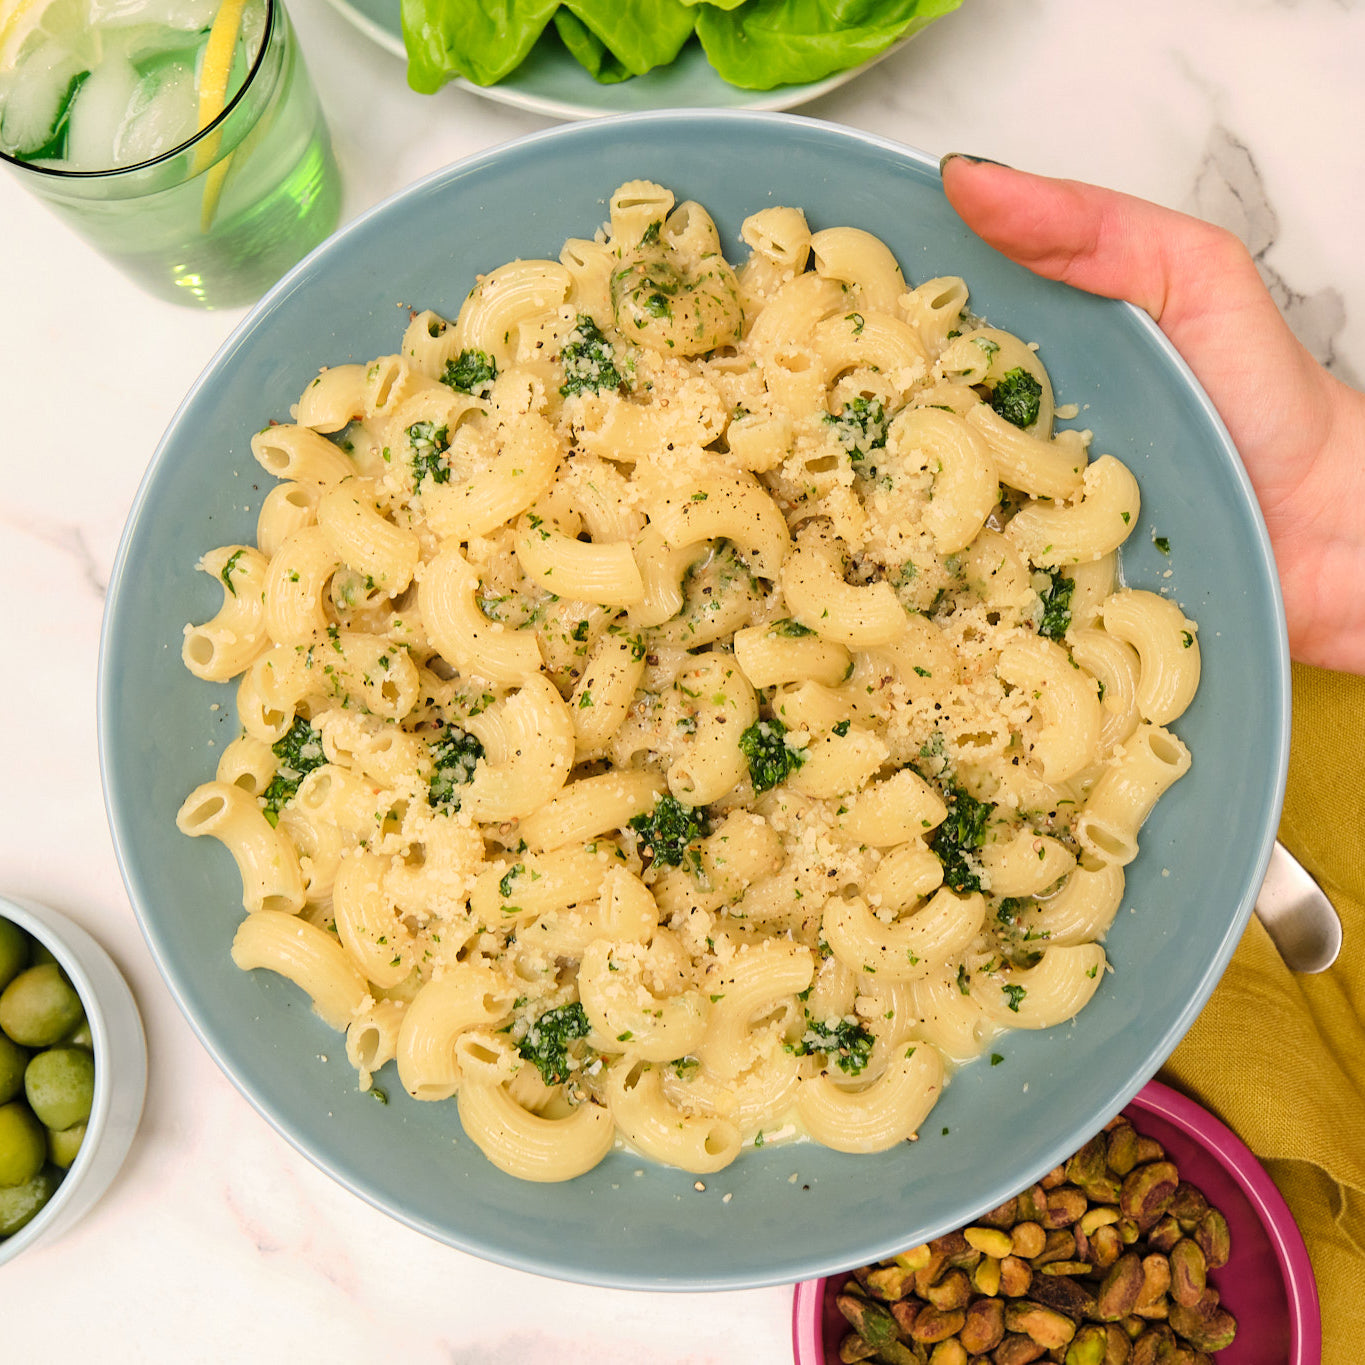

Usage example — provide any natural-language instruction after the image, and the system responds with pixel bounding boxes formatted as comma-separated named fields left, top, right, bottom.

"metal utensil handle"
left=1254, top=841, right=1343, bottom=974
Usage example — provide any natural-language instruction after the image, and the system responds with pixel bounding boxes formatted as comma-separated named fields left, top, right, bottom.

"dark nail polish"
left=939, top=152, right=1013, bottom=174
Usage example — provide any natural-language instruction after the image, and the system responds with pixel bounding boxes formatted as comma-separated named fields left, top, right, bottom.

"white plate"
left=321, top=0, right=916, bottom=120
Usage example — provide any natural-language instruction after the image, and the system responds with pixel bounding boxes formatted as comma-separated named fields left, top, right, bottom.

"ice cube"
left=1, top=0, right=97, bottom=72
left=84, top=0, right=154, bottom=28
left=237, top=2, right=265, bottom=66
left=89, top=0, right=217, bottom=31
left=113, top=52, right=195, bottom=163
left=122, top=22, right=208, bottom=73
left=63, top=50, right=136, bottom=168
left=0, top=39, right=85, bottom=157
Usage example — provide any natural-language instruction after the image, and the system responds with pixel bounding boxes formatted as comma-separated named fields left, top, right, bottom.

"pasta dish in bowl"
left=100, top=112, right=1288, bottom=1288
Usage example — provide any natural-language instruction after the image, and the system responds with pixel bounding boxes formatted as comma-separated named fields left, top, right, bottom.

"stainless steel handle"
left=1254, top=840, right=1343, bottom=974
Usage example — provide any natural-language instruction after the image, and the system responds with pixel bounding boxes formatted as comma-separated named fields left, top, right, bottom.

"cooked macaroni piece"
left=177, top=181, right=1200, bottom=1183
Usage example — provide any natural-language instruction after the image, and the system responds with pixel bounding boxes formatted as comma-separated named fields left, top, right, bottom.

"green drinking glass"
left=0, top=0, right=342, bottom=307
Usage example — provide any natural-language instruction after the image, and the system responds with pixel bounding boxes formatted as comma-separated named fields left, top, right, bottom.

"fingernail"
left=939, top=152, right=1013, bottom=174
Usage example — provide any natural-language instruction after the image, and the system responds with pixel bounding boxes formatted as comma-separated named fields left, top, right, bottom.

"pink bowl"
left=792, top=1080, right=1321, bottom=1365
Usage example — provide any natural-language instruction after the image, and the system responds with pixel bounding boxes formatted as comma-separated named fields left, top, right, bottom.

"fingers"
left=939, top=153, right=1365, bottom=673
left=939, top=155, right=1293, bottom=345
left=940, top=154, right=1184, bottom=319
left=938, top=154, right=1327, bottom=463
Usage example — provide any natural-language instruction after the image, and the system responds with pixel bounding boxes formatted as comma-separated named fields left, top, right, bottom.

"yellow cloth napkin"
left=1159, top=663, right=1365, bottom=1364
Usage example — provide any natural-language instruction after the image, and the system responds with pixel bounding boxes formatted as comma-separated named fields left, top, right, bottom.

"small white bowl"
left=0, top=894, right=147, bottom=1267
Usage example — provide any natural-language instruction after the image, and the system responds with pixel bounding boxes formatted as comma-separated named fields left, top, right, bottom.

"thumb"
left=940, top=154, right=1189, bottom=317
left=938, top=154, right=1331, bottom=478
left=938, top=154, right=1251, bottom=326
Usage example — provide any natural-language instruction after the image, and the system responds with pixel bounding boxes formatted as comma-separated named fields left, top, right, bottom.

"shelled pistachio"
left=833, top=1117, right=1237, bottom=1365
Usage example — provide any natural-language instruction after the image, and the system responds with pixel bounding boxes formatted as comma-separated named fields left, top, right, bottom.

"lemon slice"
left=192, top=0, right=245, bottom=231
left=0, top=0, right=96, bottom=74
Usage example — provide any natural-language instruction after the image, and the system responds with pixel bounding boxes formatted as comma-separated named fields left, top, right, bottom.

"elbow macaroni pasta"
left=177, top=182, right=1199, bottom=1182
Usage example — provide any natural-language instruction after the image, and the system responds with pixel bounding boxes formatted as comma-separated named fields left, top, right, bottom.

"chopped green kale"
left=826, top=394, right=888, bottom=464
left=262, top=717, right=327, bottom=824
left=795, top=1015, right=876, bottom=1076
left=739, top=717, right=806, bottom=793
left=559, top=315, right=625, bottom=397
left=428, top=725, right=484, bottom=810
left=931, top=783, right=993, bottom=893
left=996, top=897, right=1029, bottom=929
left=990, top=367, right=1043, bottom=429
left=220, top=548, right=246, bottom=597
left=440, top=348, right=497, bottom=396
left=628, top=792, right=711, bottom=869
left=641, top=291, right=672, bottom=319
left=408, top=420, right=451, bottom=487
left=995, top=896, right=1048, bottom=968
left=517, top=1002, right=591, bottom=1086
left=1038, top=568, right=1075, bottom=641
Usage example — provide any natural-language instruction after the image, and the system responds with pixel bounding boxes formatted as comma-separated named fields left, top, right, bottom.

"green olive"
left=0, top=1032, right=29, bottom=1105
left=47, top=1121, right=86, bottom=1170
left=0, top=920, right=28, bottom=993
left=0, top=963, right=85, bottom=1047
left=0, top=926, right=97, bottom=1241
left=25, top=1047, right=95, bottom=1132
left=0, top=1100, right=46, bottom=1187
left=0, top=1165, right=59, bottom=1236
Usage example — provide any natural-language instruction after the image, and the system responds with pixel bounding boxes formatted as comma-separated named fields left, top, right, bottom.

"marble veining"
left=1189, top=124, right=1358, bottom=385
left=0, top=512, right=108, bottom=599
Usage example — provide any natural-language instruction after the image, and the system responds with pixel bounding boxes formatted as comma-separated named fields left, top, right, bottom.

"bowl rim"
left=97, top=109, right=1291, bottom=1289
left=0, top=894, right=140, bottom=1267
left=791, top=1078, right=1322, bottom=1364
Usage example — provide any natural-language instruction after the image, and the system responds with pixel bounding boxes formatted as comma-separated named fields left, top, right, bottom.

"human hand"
left=941, top=154, right=1365, bottom=675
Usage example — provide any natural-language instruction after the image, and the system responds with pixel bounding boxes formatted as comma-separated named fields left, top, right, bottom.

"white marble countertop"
left=2, top=0, right=1361, bottom=1356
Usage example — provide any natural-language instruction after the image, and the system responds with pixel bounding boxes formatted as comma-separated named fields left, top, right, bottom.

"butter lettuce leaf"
left=402, top=0, right=558, bottom=92
left=401, top=0, right=963, bottom=94
left=695, top=0, right=963, bottom=90
left=553, top=10, right=632, bottom=82
left=560, top=0, right=697, bottom=78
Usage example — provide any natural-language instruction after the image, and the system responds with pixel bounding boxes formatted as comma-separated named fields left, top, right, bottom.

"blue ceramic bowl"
left=99, top=111, right=1289, bottom=1290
